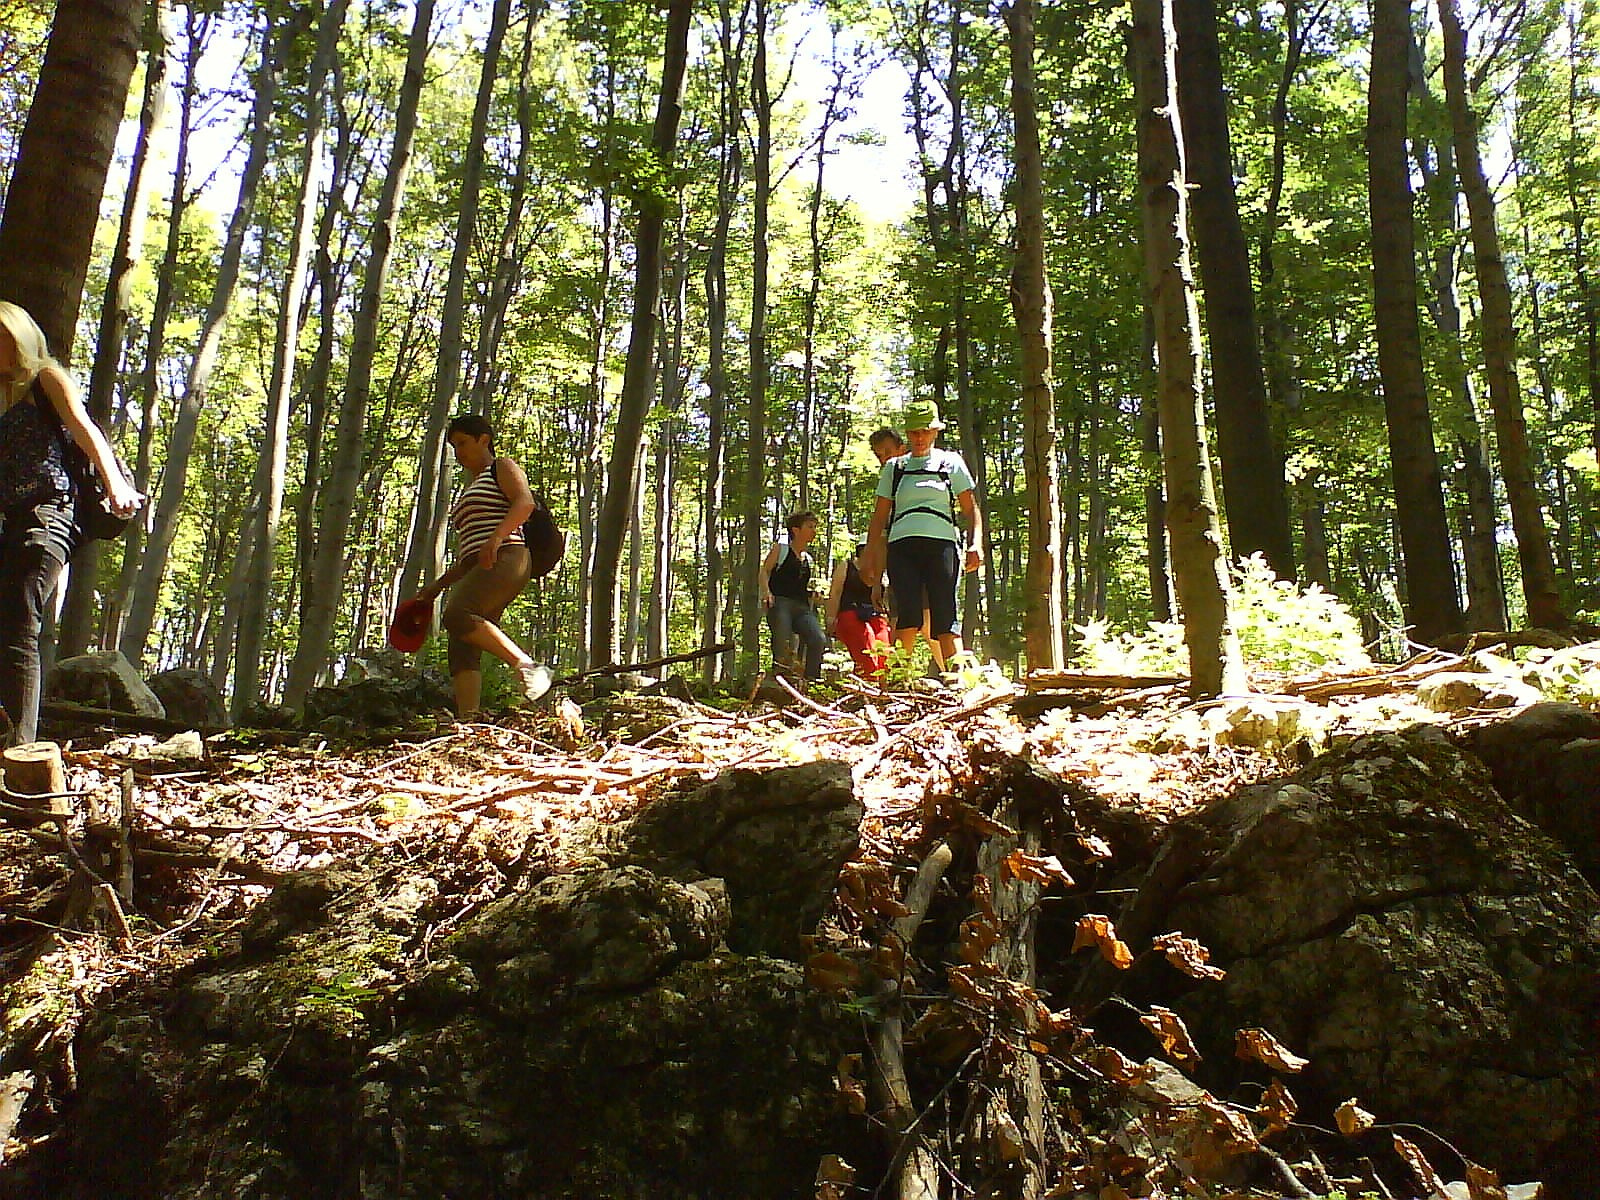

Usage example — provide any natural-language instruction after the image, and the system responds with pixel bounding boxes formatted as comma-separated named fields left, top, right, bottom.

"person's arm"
left=480, top=456, right=537, bottom=569
left=38, top=367, right=142, bottom=515
left=862, top=495, right=893, bottom=586
left=824, top=559, right=846, bottom=630
left=416, top=556, right=475, bottom=603
left=758, top=543, right=781, bottom=608
left=958, top=488, right=982, bottom=573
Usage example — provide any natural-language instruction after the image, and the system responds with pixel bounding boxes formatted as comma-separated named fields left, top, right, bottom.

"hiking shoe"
left=516, top=662, right=553, bottom=702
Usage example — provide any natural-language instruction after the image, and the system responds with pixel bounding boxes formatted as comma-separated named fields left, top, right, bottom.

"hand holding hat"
left=388, top=596, right=434, bottom=653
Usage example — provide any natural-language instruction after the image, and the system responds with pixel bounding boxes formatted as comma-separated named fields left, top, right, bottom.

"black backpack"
left=492, top=458, right=565, bottom=578
left=887, top=454, right=959, bottom=533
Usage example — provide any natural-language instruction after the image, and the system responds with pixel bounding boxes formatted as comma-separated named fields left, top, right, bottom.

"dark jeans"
left=0, top=495, right=78, bottom=745
left=886, top=536, right=961, bottom=636
left=767, top=594, right=826, bottom=679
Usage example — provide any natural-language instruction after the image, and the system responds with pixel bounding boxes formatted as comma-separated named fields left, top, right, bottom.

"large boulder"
left=614, top=759, right=862, bottom=959
left=46, top=650, right=164, bottom=719
left=303, top=671, right=453, bottom=730
left=1137, top=726, right=1596, bottom=1184
left=1457, top=701, right=1600, bottom=887
left=147, top=667, right=228, bottom=730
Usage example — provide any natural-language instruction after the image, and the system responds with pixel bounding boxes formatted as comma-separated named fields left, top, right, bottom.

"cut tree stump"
left=2, top=741, right=69, bottom=823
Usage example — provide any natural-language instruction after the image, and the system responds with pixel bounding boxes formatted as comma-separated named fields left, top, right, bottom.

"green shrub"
left=1072, top=554, right=1371, bottom=676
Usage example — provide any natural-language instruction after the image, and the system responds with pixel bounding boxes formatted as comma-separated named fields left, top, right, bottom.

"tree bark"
left=1130, top=0, right=1245, bottom=698
left=1005, top=0, right=1065, bottom=672
left=740, top=0, right=773, bottom=672
left=1366, top=0, right=1462, bottom=644
left=122, top=17, right=288, bottom=665
left=587, top=0, right=692, bottom=666
left=1174, top=0, right=1297, bottom=579
left=1436, top=0, right=1564, bottom=628
left=283, top=0, right=434, bottom=709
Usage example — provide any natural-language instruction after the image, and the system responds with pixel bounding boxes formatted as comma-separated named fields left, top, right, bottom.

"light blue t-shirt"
left=875, top=449, right=975, bottom=543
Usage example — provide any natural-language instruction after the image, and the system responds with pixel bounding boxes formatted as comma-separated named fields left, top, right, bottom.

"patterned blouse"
left=0, top=383, right=72, bottom=509
left=449, top=459, right=526, bottom=559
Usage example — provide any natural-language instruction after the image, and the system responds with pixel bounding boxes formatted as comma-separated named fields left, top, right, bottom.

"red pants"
left=834, top=608, right=891, bottom=678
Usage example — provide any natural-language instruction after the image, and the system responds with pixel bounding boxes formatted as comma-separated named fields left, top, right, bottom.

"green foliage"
left=1074, top=555, right=1372, bottom=676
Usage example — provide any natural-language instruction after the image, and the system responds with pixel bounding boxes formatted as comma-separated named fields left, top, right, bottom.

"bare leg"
left=458, top=617, right=533, bottom=670
left=936, top=631, right=964, bottom=662
left=923, top=613, right=945, bottom=669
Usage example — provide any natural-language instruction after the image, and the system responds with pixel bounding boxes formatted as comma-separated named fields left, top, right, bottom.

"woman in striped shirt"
left=411, top=414, right=550, bottom=715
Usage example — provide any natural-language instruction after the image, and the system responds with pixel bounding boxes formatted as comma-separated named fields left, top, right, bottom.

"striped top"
left=450, top=459, right=525, bottom=558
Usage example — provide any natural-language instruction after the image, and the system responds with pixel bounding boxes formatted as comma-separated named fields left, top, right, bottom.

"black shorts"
left=885, top=536, right=960, bottom=636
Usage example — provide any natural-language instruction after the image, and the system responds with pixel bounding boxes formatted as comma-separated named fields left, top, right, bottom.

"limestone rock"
left=1143, top=726, right=1596, bottom=1180
left=1207, top=695, right=1327, bottom=751
left=614, top=759, right=862, bottom=959
left=1415, top=670, right=1543, bottom=713
left=146, top=668, right=227, bottom=730
left=46, top=651, right=164, bottom=719
left=303, top=671, right=453, bottom=730
left=591, top=692, right=698, bottom=741
left=1458, top=701, right=1600, bottom=887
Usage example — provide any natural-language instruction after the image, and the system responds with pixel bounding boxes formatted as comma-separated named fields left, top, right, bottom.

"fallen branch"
left=554, top=642, right=735, bottom=686
left=41, top=701, right=218, bottom=736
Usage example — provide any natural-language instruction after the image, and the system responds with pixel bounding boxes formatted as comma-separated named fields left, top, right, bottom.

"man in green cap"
left=862, top=399, right=983, bottom=668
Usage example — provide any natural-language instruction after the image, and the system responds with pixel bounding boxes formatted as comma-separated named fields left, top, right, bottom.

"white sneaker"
left=516, top=662, right=553, bottom=702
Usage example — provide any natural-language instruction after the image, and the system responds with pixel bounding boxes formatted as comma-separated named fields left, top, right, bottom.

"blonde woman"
left=0, top=301, right=142, bottom=744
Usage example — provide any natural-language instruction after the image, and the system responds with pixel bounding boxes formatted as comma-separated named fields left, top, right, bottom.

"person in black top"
left=825, top=541, right=891, bottom=678
left=0, top=301, right=142, bottom=745
left=758, top=510, right=827, bottom=680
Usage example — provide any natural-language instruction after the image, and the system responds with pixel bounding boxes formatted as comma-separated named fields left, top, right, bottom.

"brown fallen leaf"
left=814, top=1152, right=856, bottom=1200
left=1465, top=1162, right=1509, bottom=1200
left=1335, top=1098, right=1376, bottom=1135
left=1234, top=1027, right=1309, bottom=1073
left=806, top=950, right=862, bottom=995
left=1139, top=1005, right=1201, bottom=1068
left=1002, top=849, right=1075, bottom=888
left=958, top=913, right=1001, bottom=964
left=1153, top=930, right=1226, bottom=980
left=1073, top=914, right=1133, bottom=969
left=1090, top=1045, right=1155, bottom=1086
left=1256, top=1078, right=1298, bottom=1136
left=835, top=1054, right=867, bottom=1116
left=1392, top=1134, right=1448, bottom=1199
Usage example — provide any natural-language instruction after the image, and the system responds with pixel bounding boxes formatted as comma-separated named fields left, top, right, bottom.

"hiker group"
left=2, top=294, right=981, bottom=742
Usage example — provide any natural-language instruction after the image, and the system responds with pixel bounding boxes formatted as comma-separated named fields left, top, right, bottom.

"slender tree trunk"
left=1566, top=10, right=1600, bottom=469
left=57, top=0, right=169, bottom=657
left=588, top=0, right=692, bottom=666
left=1005, top=0, right=1064, bottom=672
left=1436, top=0, right=1564, bottom=628
left=399, top=0, right=511, bottom=600
left=1131, top=0, right=1245, bottom=699
left=1174, top=0, right=1296, bottom=578
left=1366, top=0, right=1462, bottom=644
left=122, top=18, right=287, bottom=665
left=1257, top=0, right=1310, bottom=421
left=283, top=0, right=434, bottom=709
left=233, top=0, right=347, bottom=717
left=1297, top=474, right=1333, bottom=589
left=741, top=0, right=773, bottom=671
left=0, top=0, right=141, bottom=356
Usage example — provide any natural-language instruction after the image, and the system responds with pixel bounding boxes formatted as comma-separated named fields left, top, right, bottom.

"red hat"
left=387, top=597, right=433, bottom=653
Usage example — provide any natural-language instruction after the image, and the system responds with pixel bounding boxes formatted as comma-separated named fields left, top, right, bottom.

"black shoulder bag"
left=36, top=380, right=135, bottom=541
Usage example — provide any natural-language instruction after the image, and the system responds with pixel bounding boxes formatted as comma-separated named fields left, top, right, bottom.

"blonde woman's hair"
left=0, top=300, right=59, bottom=409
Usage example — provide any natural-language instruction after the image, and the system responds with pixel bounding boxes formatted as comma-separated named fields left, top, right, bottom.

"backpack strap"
left=887, top=452, right=960, bottom=532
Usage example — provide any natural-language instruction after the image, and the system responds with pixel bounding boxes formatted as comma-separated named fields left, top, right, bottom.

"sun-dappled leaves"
left=1073, top=914, right=1133, bottom=968
left=834, top=1055, right=866, bottom=1115
left=1001, top=849, right=1075, bottom=888
left=1392, top=1134, right=1448, bottom=1198
left=1256, top=1079, right=1298, bottom=1136
left=1138, top=1005, right=1200, bottom=1068
left=1152, top=930, right=1225, bottom=979
left=813, top=1152, right=856, bottom=1200
left=1335, top=1098, right=1376, bottom=1135
left=1234, top=1027, right=1308, bottom=1073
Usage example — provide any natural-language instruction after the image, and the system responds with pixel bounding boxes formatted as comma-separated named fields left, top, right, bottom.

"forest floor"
left=0, top=646, right=1585, bottom=1195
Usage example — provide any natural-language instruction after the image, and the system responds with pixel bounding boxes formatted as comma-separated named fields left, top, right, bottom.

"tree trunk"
left=398, top=0, right=511, bottom=601
left=740, top=0, right=773, bottom=672
left=1173, top=0, right=1296, bottom=578
left=1366, top=0, right=1462, bottom=645
left=232, top=0, right=348, bottom=718
left=587, top=0, right=692, bottom=666
left=57, top=0, right=169, bottom=658
left=1005, top=0, right=1065, bottom=672
left=283, top=0, right=434, bottom=709
left=122, top=18, right=287, bottom=666
left=0, top=0, right=141, bottom=357
left=1436, top=0, right=1564, bottom=628
left=1130, top=0, right=1245, bottom=698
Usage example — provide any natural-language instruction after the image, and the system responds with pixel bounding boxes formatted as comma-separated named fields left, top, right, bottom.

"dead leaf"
left=1090, top=1045, right=1156, bottom=1086
left=870, top=937, right=906, bottom=982
left=556, top=697, right=585, bottom=745
left=1002, top=849, right=1075, bottom=888
left=1099, top=1184, right=1134, bottom=1200
left=1465, top=1162, right=1509, bottom=1200
left=958, top=913, right=1001, bottom=964
left=806, top=951, right=862, bottom=995
left=971, top=872, right=997, bottom=922
left=1139, top=1005, right=1201, bottom=1068
left=1256, top=1078, right=1298, bottom=1136
left=952, top=801, right=1019, bottom=839
left=814, top=1152, right=855, bottom=1200
left=1392, top=1134, right=1448, bottom=1199
left=1185, top=1097, right=1260, bottom=1177
left=835, top=1055, right=867, bottom=1116
left=1234, top=1027, right=1308, bottom=1073
left=1073, top=914, right=1133, bottom=969
left=1153, top=931, right=1226, bottom=980
left=1335, top=1098, right=1376, bottom=1136
left=1077, top=832, right=1114, bottom=860
left=991, top=1108, right=1029, bottom=1162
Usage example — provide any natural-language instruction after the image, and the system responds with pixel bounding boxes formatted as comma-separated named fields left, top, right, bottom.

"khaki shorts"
left=441, top=543, right=533, bottom=674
